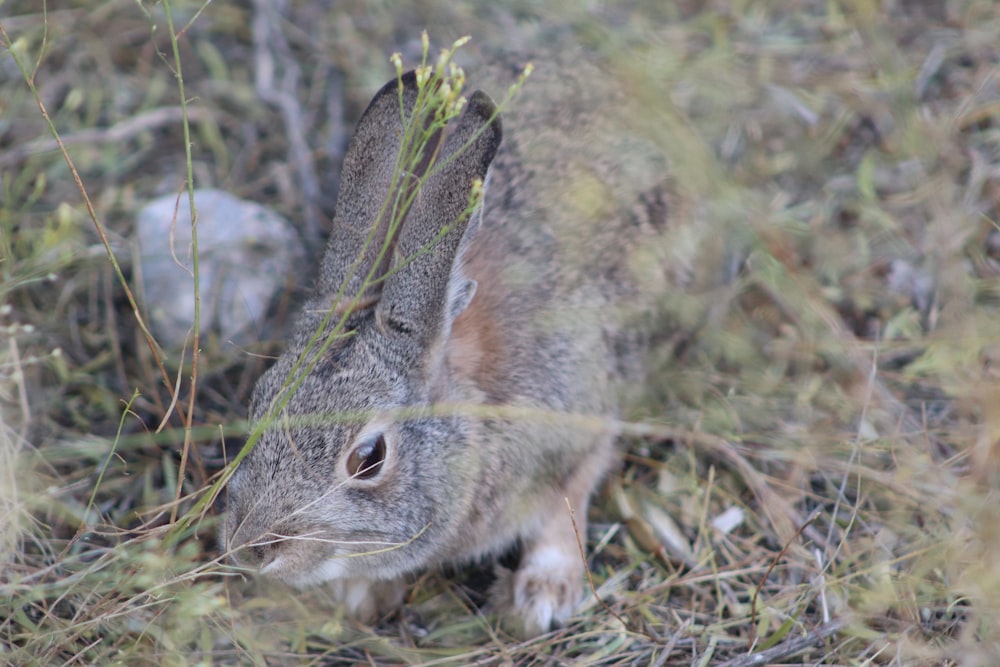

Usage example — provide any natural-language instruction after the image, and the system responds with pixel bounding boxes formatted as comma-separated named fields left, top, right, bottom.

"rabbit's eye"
left=347, top=434, right=386, bottom=480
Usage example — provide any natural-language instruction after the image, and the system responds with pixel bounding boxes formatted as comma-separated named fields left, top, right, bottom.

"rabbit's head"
left=224, top=71, right=502, bottom=587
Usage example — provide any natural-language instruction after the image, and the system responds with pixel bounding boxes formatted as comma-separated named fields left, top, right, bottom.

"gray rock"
left=135, top=188, right=304, bottom=348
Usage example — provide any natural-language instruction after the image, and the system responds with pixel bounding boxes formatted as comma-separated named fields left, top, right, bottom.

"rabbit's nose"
left=240, top=532, right=291, bottom=570
left=227, top=518, right=284, bottom=568
left=248, top=543, right=272, bottom=567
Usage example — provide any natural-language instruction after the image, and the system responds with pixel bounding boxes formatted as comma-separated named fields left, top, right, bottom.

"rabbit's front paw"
left=511, top=545, right=583, bottom=636
left=328, top=576, right=406, bottom=624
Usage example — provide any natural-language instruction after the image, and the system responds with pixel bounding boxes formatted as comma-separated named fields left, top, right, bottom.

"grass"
left=2, top=0, right=1000, bottom=664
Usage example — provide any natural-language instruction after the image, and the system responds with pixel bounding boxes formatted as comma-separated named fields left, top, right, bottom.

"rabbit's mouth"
left=237, top=523, right=417, bottom=586
left=261, top=552, right=351, bottom=588
left=254, top=530, right=425, bottom=588
left=254, top=554, right=349, bottom=588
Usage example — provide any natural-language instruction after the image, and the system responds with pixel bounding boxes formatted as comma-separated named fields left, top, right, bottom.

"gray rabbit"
left=224, top=51, right=669, bottom=636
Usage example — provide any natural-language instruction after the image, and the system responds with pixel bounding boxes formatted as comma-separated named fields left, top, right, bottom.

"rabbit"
left=224, top=50, right=670, bottom=637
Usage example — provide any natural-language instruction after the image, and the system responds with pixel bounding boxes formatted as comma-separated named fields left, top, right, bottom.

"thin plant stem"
left=159, top=0, right=205, bottom=525
left=0, top=19, right=180, bottom=414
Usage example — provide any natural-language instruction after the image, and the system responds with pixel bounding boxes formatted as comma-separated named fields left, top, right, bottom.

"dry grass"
left=2, top=0, right=999, bottom=664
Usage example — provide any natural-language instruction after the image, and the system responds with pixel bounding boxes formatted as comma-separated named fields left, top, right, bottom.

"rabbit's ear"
left=376, top=90, right=502, bottom=346
left=318, top=71, right=434, bottom=307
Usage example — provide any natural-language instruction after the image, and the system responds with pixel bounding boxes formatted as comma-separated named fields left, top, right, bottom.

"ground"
left=1, top=0, right=1000, bottom=665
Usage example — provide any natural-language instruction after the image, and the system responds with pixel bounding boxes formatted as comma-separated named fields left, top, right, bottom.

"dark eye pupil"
left=349, top=434, right=386, bottom=479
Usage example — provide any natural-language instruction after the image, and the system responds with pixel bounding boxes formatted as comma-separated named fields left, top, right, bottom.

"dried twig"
left=251, top=0, right=323, bottom=242
left=0, top=106, right=216, bottom=168
left=747, top=509, right=822, bottom=648
left=718, top=618, right=847, bottom=667
left=565, top=496, right=636, bottom=635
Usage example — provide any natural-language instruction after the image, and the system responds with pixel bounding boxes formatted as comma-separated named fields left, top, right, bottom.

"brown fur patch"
left=449, top=250, right=510, bottom=403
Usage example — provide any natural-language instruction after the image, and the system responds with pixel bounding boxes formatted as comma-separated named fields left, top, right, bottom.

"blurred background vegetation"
left=1, top=0, right=999, bottom=664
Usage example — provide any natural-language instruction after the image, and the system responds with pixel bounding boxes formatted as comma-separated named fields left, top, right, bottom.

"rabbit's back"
left=454, top=52, right=669, bottom=410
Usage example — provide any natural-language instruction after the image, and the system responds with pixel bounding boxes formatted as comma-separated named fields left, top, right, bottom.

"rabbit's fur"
left=225, top=52, right=668, bottom=636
